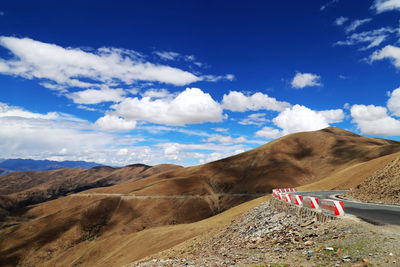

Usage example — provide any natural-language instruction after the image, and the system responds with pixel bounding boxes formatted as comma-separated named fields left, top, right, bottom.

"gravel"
left=133, top=201, right=400, bottom=266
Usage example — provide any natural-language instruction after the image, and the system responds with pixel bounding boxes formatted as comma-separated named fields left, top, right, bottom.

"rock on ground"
left=132, top=201, right=400, bottom=266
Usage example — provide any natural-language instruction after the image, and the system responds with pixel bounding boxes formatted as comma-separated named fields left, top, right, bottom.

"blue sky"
left=1, top=0, right=400, bottom=166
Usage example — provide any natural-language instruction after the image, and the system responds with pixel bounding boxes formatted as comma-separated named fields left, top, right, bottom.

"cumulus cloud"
left=272, top=105, right=344, bottom=135
left=334, top=16, right=349, bottom=26
left=0, top=36, right=202, bottom=88
left=95, top=114, right=137, bottom=131
left=205, top=134, right=246, bottom=144
left=67, top=87, right=126, bottom=104
left=350, top=104, right=400, bottom=135
left=111, top=88, right=223, bottom=126
left=345, top=18, right=372, bottom=33
left=387, top=87, right=400, bottom=116
left=371, top=45, right=400, bottom=67
left=222, top=91, right=291, bottom=112
left=318, top=109, right=346, bottom=123
left=335, top=27, right=395, bottom=50
left=291, top=72, right=322, bottom=89
left=255, top=126, right=283, bottom=139
left=372, top=0, right=400, bottom=13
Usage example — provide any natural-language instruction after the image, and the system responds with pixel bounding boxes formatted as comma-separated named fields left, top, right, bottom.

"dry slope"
left=345, top=157, right=400, bottom=205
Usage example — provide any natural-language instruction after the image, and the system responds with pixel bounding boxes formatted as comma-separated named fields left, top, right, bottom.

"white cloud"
left=163, top=143, right=181, bottom=160
left=213, top=128, right=228, bottom=132
left=222, top=91, right=291, bottom=112
left=207, top=152, right=223, bottom=162
left=291, top=72, right=322, bottom=89
left=0, top=36, right=203, bottom=89
left=371, top=45, right=400, bottom=67
left=335, top=27, right=395, bottom=50
left=205, top=134, right=246, bottom=144
left=202, top=74, right=235, bottom=82
left=0, top=102, right=58, bottom=120
left=111, top=88, right=223, bottom=126
left=318, top=109, right=345, bottom=123
left=76, top=105, right=96, bottom=111
left=157, top=142, right=246, bottom=164
left=239, top=113, right=269, bottom=125
left=255, top=126, right=283, bottom=139
left=372, top=0, right=400, bottom=13
left=184, top=55, right=196, bottom=62
left=153, top=51, right=180, bottom=61
left=95, top=114, right=136, bottom=131
left=387, top=87, right=400, bottom=116
left=350, top=104, right=400, bottom=135
left=1, top=101, right=250, bottom=166
left=272, top=105, right=344, bottom=135
left=138, top=125, right=211, bottom=137
left=117, top=148, right=129, bottom=156
left=0, top=102, right=191, bottom=166
left=320, top=0, right=339, bottom=11
left=345, top=18, right=372, bottom=33
left=334, top=16, right=349, bottom=26
left=153, top=51, right=196, bottom=62
left=67, top=87, right=126, bottom=104
left=141, top=88, right=172, bottom=99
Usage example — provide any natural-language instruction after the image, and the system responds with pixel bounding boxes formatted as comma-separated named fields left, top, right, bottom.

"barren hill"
left=0, top=163, right=183, bottom=217
left=1, top=127, right=400, bottom=267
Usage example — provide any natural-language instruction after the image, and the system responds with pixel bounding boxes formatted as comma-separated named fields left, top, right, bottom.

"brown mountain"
left=1, top=127, right=400, bottom=267
left=0, top=163, right=183, bottom=218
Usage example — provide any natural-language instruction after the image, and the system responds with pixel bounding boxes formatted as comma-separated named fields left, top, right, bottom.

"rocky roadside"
left=132, top=201, right=400, bottom=267
left=345, top=157, right=400, bottom=206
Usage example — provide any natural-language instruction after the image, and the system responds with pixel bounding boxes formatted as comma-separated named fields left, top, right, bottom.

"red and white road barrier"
left=320, top=199, right=344, bottom=216
left=272, top=188, right=297, bottom=194
left=293, top=195, right=303, bottom=206
left=303, top=196, right=319, bottom=209
left=284, top=193, right=292, bottom=203
left=277, top=193, right=283, bottom=201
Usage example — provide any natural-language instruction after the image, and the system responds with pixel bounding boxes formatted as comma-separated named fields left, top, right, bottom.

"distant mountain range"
left=0, top=158, right=103, bottom=174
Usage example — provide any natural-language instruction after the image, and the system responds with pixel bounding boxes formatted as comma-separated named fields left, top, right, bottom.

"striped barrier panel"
left=320, top=199, right=344, bottom=216
left=303, top=196, right=319, bottom=209
left=277, top=193, right=283, bottom=201
left=284, top=193, right=292, bottom=203
left=293, top=195, right=302, bottom=206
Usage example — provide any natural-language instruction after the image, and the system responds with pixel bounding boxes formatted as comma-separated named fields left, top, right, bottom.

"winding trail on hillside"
left=71, top=191, right=400, bottom=226
left=70, top=192, right=266, bottom=200
left=294, top=190, right=400, bottom=226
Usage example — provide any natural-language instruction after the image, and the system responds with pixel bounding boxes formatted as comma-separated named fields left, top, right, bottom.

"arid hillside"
left=345, top=157, right=400, bottom=205
left=0, top=163, right=183, bottom=218
left=1, top=127, right=400, bottom=267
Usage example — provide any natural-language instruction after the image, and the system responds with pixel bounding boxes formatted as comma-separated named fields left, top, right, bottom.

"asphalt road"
left=293, top=190, right=400, bottom=226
